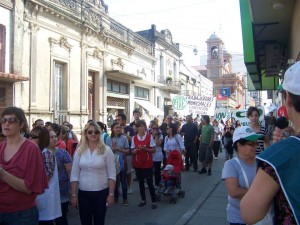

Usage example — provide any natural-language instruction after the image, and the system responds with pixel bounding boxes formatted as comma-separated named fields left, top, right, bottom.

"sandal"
left=138, top=201, right=146, bottom=207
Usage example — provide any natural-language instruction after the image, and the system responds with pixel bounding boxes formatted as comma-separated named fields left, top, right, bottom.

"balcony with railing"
left=157, top=76, right=181, bottom=94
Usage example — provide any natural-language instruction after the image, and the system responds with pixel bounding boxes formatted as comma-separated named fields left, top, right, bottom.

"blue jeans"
left=0, top=206, right=39, bottom=225
left=114, top=169, right=127, bottom=201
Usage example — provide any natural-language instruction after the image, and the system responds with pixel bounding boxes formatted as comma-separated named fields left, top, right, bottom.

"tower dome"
left=209, top=33, right=218, bottom=39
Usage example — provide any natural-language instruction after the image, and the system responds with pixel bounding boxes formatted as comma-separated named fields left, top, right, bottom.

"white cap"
left=164, top=164, right=174, bottom=171
left=233, top=126, right=263, bottom=143
left=283, top=61, right=300, bottom=95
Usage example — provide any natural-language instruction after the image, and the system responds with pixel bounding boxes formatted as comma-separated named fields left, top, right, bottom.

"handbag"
left=234, top=158, right=274, bottom=225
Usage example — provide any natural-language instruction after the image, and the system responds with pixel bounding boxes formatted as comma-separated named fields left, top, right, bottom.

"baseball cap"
left=283, top=61, right=300, bottom=95
left=233, top=126, right=263, bottom=143
left=164, top=164, right=174, bottom=171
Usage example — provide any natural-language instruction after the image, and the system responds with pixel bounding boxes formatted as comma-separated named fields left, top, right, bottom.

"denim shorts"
left=0, top=206, right=39, bottom=225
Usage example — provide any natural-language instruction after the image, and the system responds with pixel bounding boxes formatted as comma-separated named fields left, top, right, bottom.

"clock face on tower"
left=211, top=46, right=219, bottom=59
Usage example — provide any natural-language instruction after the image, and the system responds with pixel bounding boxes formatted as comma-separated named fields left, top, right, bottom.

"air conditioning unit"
left=265, top=44, right=286, bottom=77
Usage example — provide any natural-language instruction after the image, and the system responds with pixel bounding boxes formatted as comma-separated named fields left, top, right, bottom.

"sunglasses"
left=87, top=130, right=101, bottom=135
left=244, top=141, right=258, bottom=147
left=0, top=117, right=19, bottom=124
left=30, top=134, right=39, bottom=139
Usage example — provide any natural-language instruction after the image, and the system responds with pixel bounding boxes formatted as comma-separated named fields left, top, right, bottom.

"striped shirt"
left=255, top=126, right=268, bottom=155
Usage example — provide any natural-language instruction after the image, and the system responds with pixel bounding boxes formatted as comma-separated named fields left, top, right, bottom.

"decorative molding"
left=49, top=36, right=72, bottom=54
left=111, top=58, right=125, bottom=70
left=29, top=23, right=40, bottom=34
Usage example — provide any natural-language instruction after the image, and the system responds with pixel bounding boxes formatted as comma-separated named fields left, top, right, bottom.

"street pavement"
left=68, top=149, right=230, bottom=225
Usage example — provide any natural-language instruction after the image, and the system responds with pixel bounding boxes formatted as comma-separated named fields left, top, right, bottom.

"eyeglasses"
left=152, top=127, right=158, bottom=130
left=30, top=134, right=39, bottom=139
left=87, top=130, right=101, bottom=135
left=244, top=141, right=258, bottom=147
left=0, top=117, right=19, bottom=124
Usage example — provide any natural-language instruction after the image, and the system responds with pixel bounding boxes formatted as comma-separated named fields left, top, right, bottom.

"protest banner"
left=171, top=94, right=216, bottom=116
left=214, top=107, right=265, bottom=126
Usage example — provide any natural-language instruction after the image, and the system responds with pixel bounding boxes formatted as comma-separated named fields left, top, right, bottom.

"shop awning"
left=0, top=72, right=29, bottom=83
left=135, top=99, right=164, bottom=116
left=239, top=0, right=294, bottom=91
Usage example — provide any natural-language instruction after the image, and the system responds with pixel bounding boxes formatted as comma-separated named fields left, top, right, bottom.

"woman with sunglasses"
left=222, top=126, right=263, bottom=225
left=131, top=120, right=157, bottom=209
left=0, top=106, right=48, bottom=225
left=70, top=121, right=116, bottom=225
left=106, top=122, right=130, bottom=205
left=164, top=123, right=185, bottom=157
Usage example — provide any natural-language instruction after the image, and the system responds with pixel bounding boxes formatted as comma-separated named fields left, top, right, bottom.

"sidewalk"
left=175, top=155, right=229, bottom=225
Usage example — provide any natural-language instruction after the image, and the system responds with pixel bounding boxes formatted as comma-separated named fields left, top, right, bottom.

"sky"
left=105, top=0, right=246, bottom=72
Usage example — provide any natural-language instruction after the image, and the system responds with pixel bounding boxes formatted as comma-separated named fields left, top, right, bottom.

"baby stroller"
left=156, top=150, right=185, bottom=204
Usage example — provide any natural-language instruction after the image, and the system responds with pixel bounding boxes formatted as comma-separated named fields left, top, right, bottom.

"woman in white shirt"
left=164, top=123, right=185, bottom=157
left=212, top=120, right=222, bottom=160
left=70, top=121, right=116, bottom=225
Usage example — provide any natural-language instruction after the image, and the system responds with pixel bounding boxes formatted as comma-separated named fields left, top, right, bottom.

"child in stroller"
left=156, top=150, right=185, bottom=203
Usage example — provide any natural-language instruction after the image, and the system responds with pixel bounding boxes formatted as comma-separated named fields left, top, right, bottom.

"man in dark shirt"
left=129, top=109, right=140, bottom=127
left=180, top=115, right=199, bottom=171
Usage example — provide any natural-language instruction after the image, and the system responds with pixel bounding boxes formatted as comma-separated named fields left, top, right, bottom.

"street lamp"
left=176, top=43, right=198, bottom=55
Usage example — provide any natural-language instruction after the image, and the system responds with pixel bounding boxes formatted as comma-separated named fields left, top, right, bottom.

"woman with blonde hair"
left=70, top=121, right=116, bottom=225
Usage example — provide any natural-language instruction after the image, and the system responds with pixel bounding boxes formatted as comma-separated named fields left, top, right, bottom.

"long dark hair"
left=110, top=122, right=121, bottom=137
left=30, top=126, right=50, bottom=150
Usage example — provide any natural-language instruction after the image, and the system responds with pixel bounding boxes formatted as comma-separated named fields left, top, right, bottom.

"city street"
left=68, top=150, right=228, bottom=225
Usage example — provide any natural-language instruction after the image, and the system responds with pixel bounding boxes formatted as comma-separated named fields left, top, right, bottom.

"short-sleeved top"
left=164, top=134, right=185, bottom=154
left=0, top=139, right=48, bottom=213
left=181, top=122, right=198, bottom=142
left=131, top=133, right=156, bottom=149
left=255, top=126, right=268, bottom=154
left=201, top=124, right=214, bottom=144
left=55, top=148, right=72, bottom=203
left=106, top=135, right=129, bottom=156
left=213, top=125, right=222, bottom=141
left=222, top=156, right=256, bottom=224
left=152, top=134, right=164, bottom=162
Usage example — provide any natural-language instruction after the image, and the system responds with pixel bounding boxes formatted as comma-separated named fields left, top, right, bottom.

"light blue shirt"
left=221, top=156, right=256, bottom=224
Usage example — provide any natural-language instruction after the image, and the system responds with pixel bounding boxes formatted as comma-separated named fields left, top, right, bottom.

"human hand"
left=106, top=194, right=114, bottom=207
left=272, top=127, right=284, bottom=143
left=70, top=196, right=78, bottom=208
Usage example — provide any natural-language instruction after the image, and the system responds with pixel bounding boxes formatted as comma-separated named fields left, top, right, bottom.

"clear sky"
left=105, top=0, right=245, bottom=71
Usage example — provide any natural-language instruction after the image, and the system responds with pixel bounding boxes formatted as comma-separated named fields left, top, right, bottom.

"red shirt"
left=0, top=139, right=48, bottom=213
left=56, top=139, right=66, bottom=150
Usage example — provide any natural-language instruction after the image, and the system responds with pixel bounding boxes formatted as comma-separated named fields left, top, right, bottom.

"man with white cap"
left=241, top=61, right=300, bottom=224
left=222, top=126, right=263, bottom=225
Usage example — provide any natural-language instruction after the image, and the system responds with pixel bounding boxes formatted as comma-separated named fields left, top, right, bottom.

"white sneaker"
left=127, top=187, right=133, bottom=194
left=214, top=157, right=218, bottom=160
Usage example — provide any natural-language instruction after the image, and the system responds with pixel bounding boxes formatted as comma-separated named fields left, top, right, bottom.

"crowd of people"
left=1, top=61, right=300, bottom=225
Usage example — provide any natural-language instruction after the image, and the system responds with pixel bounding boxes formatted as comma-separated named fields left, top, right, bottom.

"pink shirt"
left=0, top=139, right=48, bottom=213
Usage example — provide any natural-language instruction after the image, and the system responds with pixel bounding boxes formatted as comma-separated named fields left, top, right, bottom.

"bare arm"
left=106, top=178, right=116, bottom=207
left=225, top=177, right=248, bottom=199
left=240, top=168, right=279, bottom=224
left=64, top=163, right=72, bottom=178
left=0, top=167, right=31, bottom=194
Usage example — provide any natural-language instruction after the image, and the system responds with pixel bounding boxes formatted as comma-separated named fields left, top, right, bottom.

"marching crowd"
left=0, top=62, right=300, bottom=225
